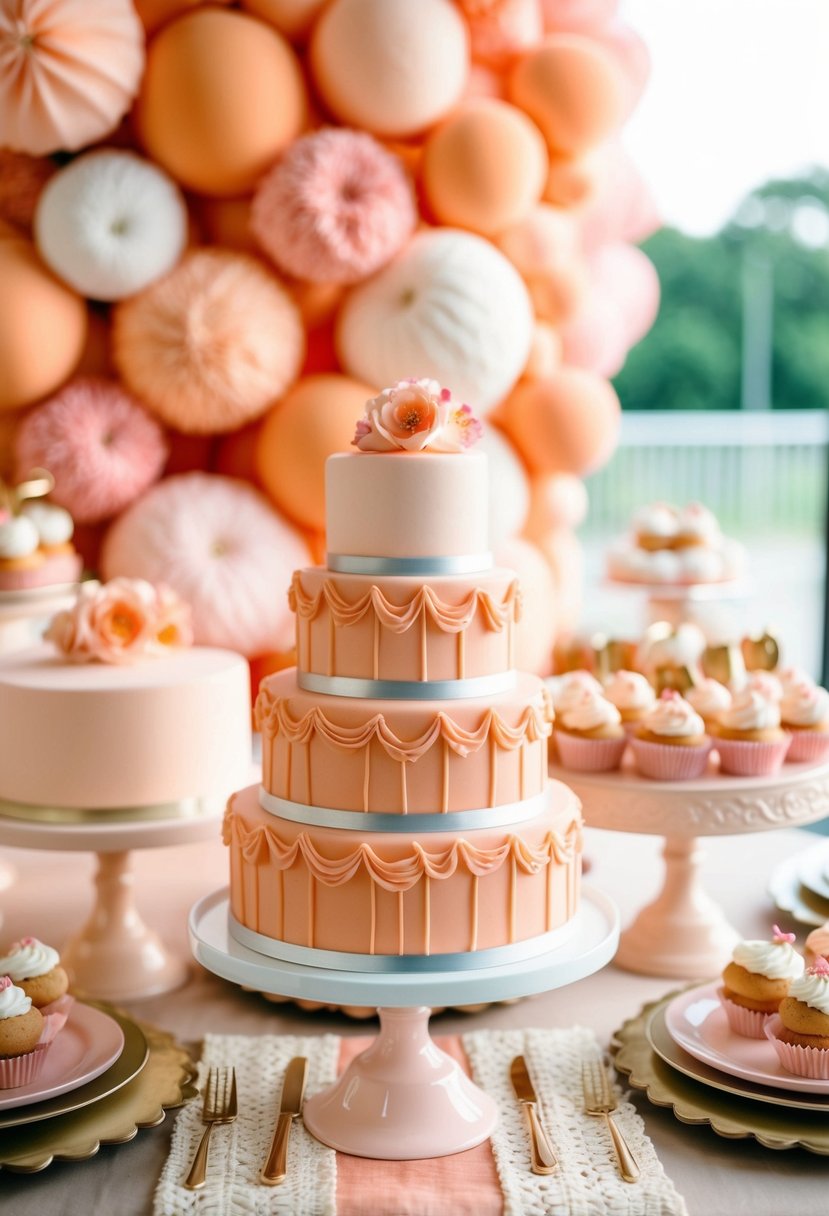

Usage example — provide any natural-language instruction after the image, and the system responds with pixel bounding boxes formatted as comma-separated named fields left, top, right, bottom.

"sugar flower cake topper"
left=353, top=378, right=483, bottom=453
left=45, top=577, right=192, bottom=664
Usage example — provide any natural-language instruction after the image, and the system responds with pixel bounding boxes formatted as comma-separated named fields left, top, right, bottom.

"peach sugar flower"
left=353, top=379, right=483, bottom=453
left=45, top=578, right=192, bottom=664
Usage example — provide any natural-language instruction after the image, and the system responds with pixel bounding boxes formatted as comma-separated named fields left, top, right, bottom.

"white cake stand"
left=189, top=885, right=619, bottom=1160
left=0, top=805, right=225, bottom=1001
left=560, top=758, right=829, bottom=979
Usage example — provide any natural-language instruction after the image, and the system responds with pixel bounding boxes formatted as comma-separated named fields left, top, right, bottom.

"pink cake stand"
left=605, top=576, right=749, bottom=629
left=560, top=757, right=829, bottom=979
left=0, top=806, right=226, bottom=1000
left=189, top=885, right=619, bottom=1160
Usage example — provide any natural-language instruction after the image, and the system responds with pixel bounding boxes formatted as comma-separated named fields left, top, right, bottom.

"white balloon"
left=35, top=151, right=187, bottom=302
left=337, top=229, right=533, bottom=414
left=478, top=425, right=529, bottom=545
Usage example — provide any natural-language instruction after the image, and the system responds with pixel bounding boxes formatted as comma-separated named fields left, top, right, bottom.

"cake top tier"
left=326, top=380, right=491, bottom=570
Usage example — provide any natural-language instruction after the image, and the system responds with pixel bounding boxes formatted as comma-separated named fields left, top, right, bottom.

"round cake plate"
left=189, top=884, right=619, bottom=1160
left=0, top=806, right=225, bottom=1002
left=559, top=758, right=829, bottom=979
left=796, top=838, right=829, bottom=903
left=768, top=852, right=829, bottom=928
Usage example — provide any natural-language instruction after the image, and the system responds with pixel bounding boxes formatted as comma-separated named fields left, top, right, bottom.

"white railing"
left=583, top=410, right=829, bottom=535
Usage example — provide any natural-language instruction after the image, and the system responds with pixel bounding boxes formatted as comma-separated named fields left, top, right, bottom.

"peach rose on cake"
left=353, top=379, right=482, bottom=453
left=45, top=578, right=192, bottom=663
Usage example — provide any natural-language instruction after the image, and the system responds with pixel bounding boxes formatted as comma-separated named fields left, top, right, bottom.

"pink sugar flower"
left=353, top=380, right=483, bottom=454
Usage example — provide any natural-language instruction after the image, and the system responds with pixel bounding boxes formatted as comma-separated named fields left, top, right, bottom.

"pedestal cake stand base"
left=189, top=886, right=619, bottom=1159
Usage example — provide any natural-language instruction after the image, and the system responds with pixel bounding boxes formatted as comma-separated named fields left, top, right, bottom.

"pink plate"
left=664, top=980, right=829, bottom=1096
left=0, top=1003, right=125, bottom=1111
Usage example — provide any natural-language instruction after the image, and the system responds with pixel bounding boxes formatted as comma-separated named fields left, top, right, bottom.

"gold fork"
left=184, top=1066, right=238, bottom=1190
left=581, top=1058, right=640, bottom=1184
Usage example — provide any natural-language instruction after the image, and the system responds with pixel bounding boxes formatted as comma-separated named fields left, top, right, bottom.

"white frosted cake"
left=225, top=380, right=582, bottom=965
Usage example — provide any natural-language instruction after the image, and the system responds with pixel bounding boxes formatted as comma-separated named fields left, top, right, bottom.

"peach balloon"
left=310, top=0, right=469, bottom=137
left=289, top=281, right=344, bottom=330
left=523, top=321, right=562, bottom=380
left=541, top=0, right=618, bottom=32
left=577, top=142, right=660, bottom=251
left=494, top=537, right=556, bottom=675
left=543, top=152, right=602, bottom=208
left=459, top=0, right=543, bottom=68
left=524, top=473, right=589, bottom=540
left=508, top=36, right=625, bottom=157
left=0, top=0, right=144, bottom=155
left=256, top=374, right=376, bottom=530
left=242, top=0, right=327, bottom=40
left=0, top=233, right=87, bottom=414
left=135, top=0, right=232, bottom=35
left=136, top=8, right=307, bottom=197
left=595, top=21, right=651, bottom=116
left=464, top=64, right=506, bottom=102
left=496, top=203, right=579, bottom=276
left=498, top=370, right=620, bottom=476
left=421, top=100, right=548, bottom=237
left=559, top=292, right=628, bottom=377
left=526, top=260, right=587, bottom=325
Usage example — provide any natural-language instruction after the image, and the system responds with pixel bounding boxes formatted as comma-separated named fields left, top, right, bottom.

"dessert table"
left=1, top=824, right=826, bottom=1216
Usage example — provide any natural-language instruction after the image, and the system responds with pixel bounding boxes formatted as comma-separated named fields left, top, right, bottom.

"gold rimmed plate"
left=612, top=992, right=829, bottom=1155
left=0, top=1008, right=197, bottom=1172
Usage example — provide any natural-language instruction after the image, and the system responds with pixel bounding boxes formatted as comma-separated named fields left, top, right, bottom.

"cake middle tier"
left=256, top=668, right=553, bottom=814
left=290, top=566, right=521, bottom=685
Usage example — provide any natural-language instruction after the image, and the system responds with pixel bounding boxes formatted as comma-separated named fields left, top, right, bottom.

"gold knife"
left=510, top=1055, right=558, bottom=1175
left=260, top=1056, right=308, bottom=1186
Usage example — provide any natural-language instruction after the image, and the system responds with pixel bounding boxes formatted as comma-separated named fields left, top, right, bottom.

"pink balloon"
left=589, top=242, right=660, bottom=345
left=594, top=21, right=651, bottom=115
left=464, top=0, right=543, bottom=68
left=559, top=292, right=629, bottom=377
left=540, top=0, right=619, bottom=34
left=576, top=142, right=661, bottom=252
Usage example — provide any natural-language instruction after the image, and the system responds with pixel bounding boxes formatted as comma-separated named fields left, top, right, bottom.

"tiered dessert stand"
left=189, top=884, right=619, bottom=1159
left=560, top=758, right=829, bottom=978
left=0, top=802, right=227, bottom=1000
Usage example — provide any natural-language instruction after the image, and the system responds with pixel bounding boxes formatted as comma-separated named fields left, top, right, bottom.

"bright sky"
left=620, top=0, right=829, bottom=234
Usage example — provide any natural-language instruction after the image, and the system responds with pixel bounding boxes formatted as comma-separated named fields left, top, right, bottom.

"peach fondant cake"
left=225, top=380, right=582, bottom=967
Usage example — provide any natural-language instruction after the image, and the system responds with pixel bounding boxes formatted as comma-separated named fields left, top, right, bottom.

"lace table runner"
left=156, top=1028, right=687, bottom=1216
left=463, top=1027, right=688, bottom=1216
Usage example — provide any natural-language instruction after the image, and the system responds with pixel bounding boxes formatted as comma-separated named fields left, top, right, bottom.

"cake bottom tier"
left=224, top=783, right=582, bottom=961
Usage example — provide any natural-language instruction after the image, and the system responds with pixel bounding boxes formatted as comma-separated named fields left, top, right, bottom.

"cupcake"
left=780, top=681, right=829, bottom=763
left=630, top=690, right=710, bottom=780
left=711, top=686, right=790, bottom=776
left=554, top=689, right=627, bottom=773
left=685, top=678, right=731, bottom=732
left=631, top=502, right=680, bottom=551
left=603, top=670, right=656, bottom=734
left=0, top=937, right=69, bottom=1009
left=805, top=921, right=829, bottom=967
left=719, top=925, right=804, bottom=1038
left=766, top=958, right=829, bottom=1079
left=0, top=975, right=46, bottom=1089
left=549, top=670, right=603, bottom=716
left=675, top=501, right=722, bottom=549
left=744, top=670, right=783, bottom=702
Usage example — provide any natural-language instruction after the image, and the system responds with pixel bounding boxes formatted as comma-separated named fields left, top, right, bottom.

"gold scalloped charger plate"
left=612, top=992, right=829, bottom=1155
left=0, top=1007, right=197, bottom=1173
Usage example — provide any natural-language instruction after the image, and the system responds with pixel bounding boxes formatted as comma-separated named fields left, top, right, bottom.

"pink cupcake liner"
left=0, top=1042, right=49, bottom=1089
left=764, top=1015, right=829, bottom=1079
left=38, top=993, right=74, bottom=1044
left=554, top=730, right=627, bottom=773
left=784, top=730, right=829, bottom=764
left=717, top=987, right=772, bottom=1039
left=629, top=736, right=711, bottom=781
left=715, top=735, right=791, bottom=776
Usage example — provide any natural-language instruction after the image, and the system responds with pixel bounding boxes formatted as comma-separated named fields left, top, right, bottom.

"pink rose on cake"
left=353, top=379, right=482, bottom=453
left=45, top=578, right=193, bottom=664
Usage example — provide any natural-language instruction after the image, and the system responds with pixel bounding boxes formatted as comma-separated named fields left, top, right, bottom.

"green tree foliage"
left=614, top=169, right=829, bottom=410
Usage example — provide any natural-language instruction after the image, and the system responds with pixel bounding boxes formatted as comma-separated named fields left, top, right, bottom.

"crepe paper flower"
left=14, top=378, right=169, bottom=525
left=772, top=925, right=797, bottom=945
left=45, top=578, right=192, bottom=665
left=352, top=379, right=483, bottom=453
left=251, top=128, right=416, bottom=285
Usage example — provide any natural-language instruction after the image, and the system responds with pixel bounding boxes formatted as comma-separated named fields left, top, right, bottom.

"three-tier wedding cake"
left=225, top=380, right=582, bottom=968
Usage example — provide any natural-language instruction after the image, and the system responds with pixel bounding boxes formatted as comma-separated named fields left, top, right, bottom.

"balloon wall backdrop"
left=0, top=0, right=659, bottom=685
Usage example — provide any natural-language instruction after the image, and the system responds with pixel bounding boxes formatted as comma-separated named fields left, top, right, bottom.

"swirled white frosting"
left=745, top=671, right=783, bottom=702
left=732, top=939, right=805, bottom=979
left=632, top=502, right=679, bottom=539
left=559, top=691, right=621, bottom=733
left=781, top=683, right=829, bottom=728
left=0, top=515, right=39, bottom=559
left=678, top=501, right=721, bottom=540
left=719, top=688, right=781, bottom=732
left=686, top=679, right=731, bottom=719
left=0, top=939, right=60, bottom=981
left=641, top=692, right=705, bottom=739
left=604, top=670, right=655, bottom=713
left=550, top=671, right=603, bottom=714
left=788, top=970, right=829, bottom=1015
left=22, top=501, right=74, bottom=546
left=776, top=666, right=814, bottom=695
left=0, top=979, right=32, bottom=1019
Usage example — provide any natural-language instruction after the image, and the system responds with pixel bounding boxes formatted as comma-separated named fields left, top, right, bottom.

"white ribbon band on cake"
left=297, top=670, right=517, bottom=700
left=0, top=795, right=225, bottom=825
left=327, top=553, right=494, bottom=576
left=228, top=912, right=577, bottom=974
left=258, top=788, right=549, bottom=834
